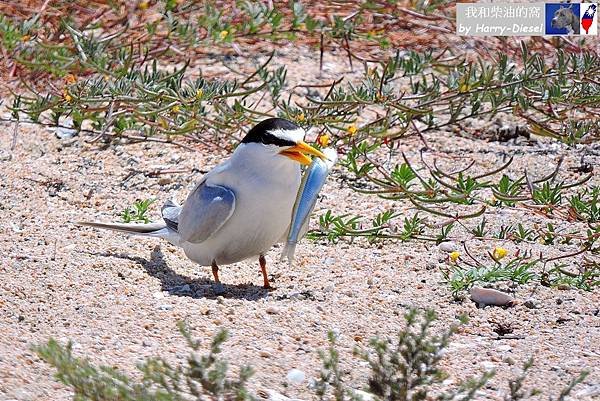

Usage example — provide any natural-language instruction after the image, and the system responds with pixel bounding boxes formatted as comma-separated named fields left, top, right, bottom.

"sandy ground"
left=1, top=48, right=599, bottom=400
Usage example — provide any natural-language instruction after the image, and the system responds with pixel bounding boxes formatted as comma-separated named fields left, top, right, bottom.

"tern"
left=79, top=118, right=326, bottom=291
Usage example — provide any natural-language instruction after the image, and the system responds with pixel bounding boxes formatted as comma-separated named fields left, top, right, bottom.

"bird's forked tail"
left=76, top=199, right=182, bottom=245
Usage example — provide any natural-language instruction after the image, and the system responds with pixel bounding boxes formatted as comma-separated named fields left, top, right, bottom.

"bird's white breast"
left=181, top=145, right=301, bottom=266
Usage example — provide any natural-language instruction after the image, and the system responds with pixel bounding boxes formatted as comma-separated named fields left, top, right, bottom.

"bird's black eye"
left=241, top=118, right=299, bottom=147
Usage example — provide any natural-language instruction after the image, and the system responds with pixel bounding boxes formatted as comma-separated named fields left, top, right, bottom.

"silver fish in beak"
left=281, top=147, right=338, bottom=266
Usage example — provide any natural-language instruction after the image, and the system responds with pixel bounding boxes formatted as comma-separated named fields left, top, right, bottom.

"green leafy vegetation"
left=120, top=198, right=156, bottom=224
left=442, top=252, right=538, bottom=296
left=35, top=322, right=254, bottom=401
left=35, top=311, right=589, bottom=401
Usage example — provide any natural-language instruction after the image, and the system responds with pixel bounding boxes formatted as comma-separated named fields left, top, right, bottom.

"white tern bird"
left=79, top=118, right=326, bottom=291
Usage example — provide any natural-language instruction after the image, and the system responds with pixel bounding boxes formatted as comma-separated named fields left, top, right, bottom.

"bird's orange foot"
left=211, top=261, right=225, bottom=295
left=259, top=255, right=275, bottom=291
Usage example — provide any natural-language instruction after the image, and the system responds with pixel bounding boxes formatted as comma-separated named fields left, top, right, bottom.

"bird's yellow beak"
left=279, top=141, right=327, bottom=165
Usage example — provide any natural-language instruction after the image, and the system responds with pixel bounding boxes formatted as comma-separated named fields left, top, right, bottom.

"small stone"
left=439, top=242, right=457, bottom=253
left=11, top=223, right=23, bottom=233
left=481, top=361, right=495, bottom=371
left=158, top=304, right=172, bottom=311
left=289, top=291, right=306, bottom=299
left=557, top=284, right=571, bottom=290
left=55, top=125, right=78, bottom=140
left=266, top=306, right=280, bottom=315
left=259, top=350, right=272, bottom=358
left=158, top=177, right=172, bottom=185
left=0, top=150, right=11, bottom=162
left=153, top=291, right=164, bottom=299
left=503, top=356, right=516, bottom=365
left=523, top=298, right=540, bottom=309
left=286, top=368, right=306, bottom=385
left=470, top=287, right=516, bottom=307
left=142, top=340, right=153, bottom=347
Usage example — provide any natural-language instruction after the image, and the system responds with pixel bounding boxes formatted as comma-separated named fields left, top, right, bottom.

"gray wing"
left=177, top=182, right=236, bottom=244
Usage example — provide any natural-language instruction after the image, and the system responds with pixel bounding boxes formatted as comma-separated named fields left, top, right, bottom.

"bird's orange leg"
left=259, top=254, right=271, bottom=289
left=211, top=260, right=225, bottom=294
left=211, top=260, right=221, bottom=283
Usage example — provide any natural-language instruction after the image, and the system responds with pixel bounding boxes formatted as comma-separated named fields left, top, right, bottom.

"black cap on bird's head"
left=241, top=118, right=326, bottom=165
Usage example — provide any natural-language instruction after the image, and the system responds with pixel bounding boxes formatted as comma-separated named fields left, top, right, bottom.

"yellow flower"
left=296, top=113, right=305, bottom=122
left=138, top=1, right=149, bottom=10
left=65, top=74, right=77, bottom=85
left=171, top=104, right=180, bottom=113
left=21, top=34, right=31, bottom=42
left=449, top=251, right=460, bottom=263
left=158, top=117, right=168, bottom=129
left=62, top=89, right=72, bottom=103
left=196, top=88, right=203, bottom=100
left=219, top=30, right=229, bottom=40
left=347, top=125, right=358, bottom=136
left=493, top=247, right=508, bottom=260
left=317, top=134, right=330, bottom=147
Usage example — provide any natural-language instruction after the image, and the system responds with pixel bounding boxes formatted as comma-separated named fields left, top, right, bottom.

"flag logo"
left=581, top=3, right=598, bottom=35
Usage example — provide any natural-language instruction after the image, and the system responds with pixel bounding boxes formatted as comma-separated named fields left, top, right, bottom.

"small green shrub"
left=35, top=310, right=588, bottom=401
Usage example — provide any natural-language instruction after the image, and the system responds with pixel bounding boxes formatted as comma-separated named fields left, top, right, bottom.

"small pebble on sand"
left=470, top=287, right=516, bottom=307
left=286, top=369, right=306, bottom=385
left=439, top=242, right=457, bottom=253
left=260, top=350, right=273, bottom=358
left=266, top=306, right=280, bottom=315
